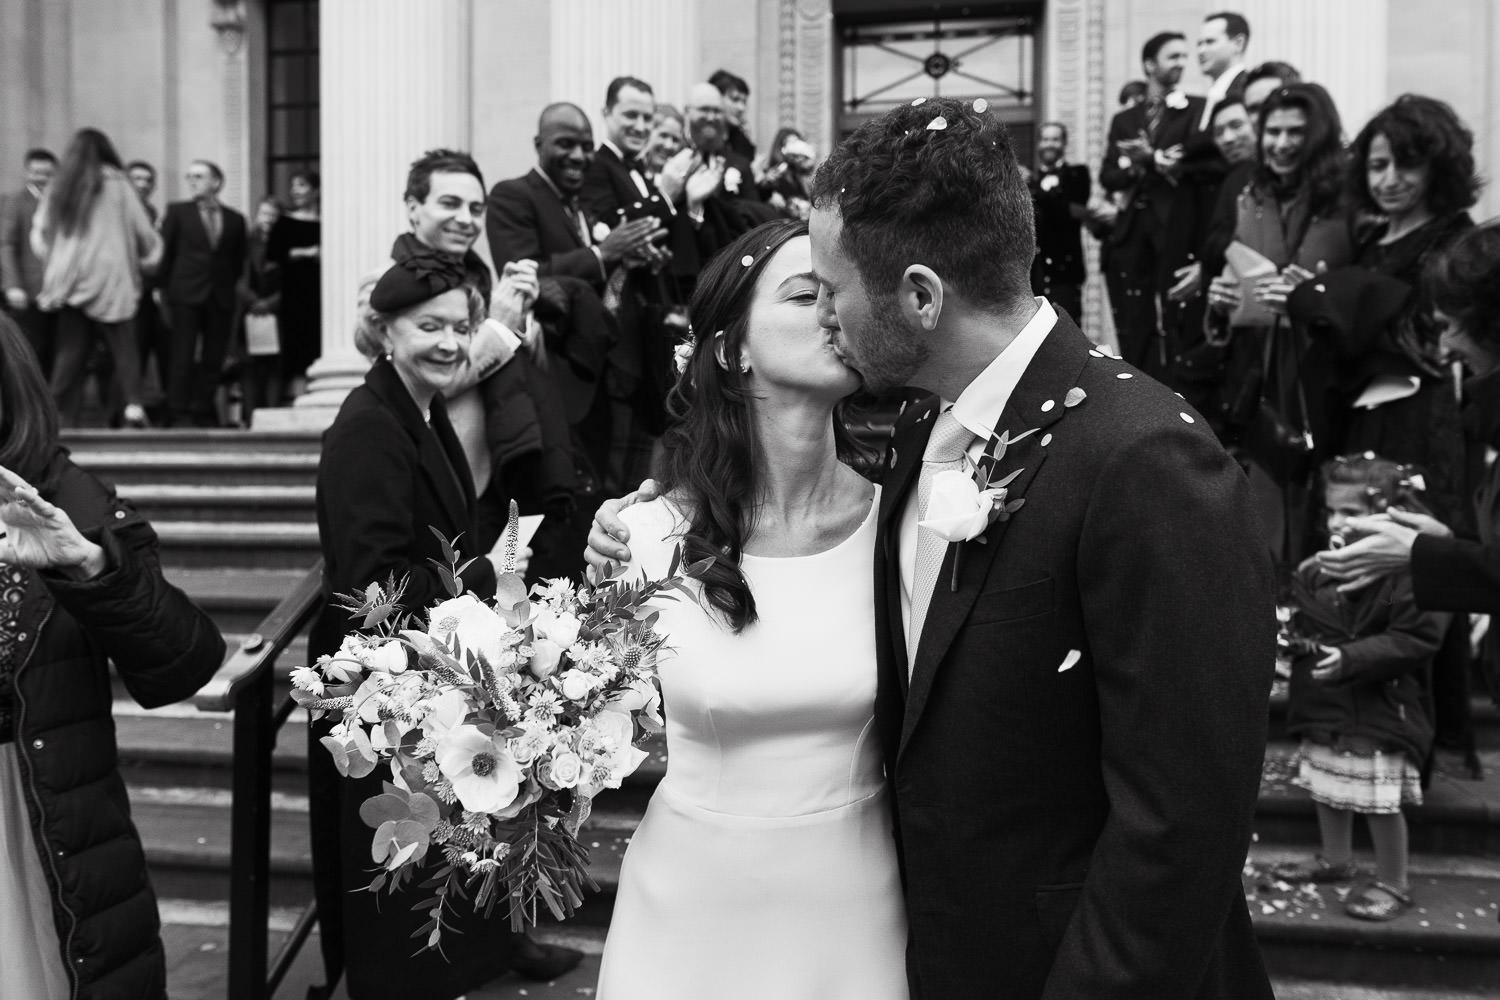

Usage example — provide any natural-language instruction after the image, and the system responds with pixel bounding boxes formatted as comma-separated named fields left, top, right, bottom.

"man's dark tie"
left=200, top=203, right=221, bottom=247
left=1144, top=97, right=1164, bottom=142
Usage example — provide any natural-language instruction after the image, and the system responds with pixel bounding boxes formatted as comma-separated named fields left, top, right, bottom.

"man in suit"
left=125, top=159, right=169, bottom=416
left=589, top=95, right=1274, bottom=999
left=156, top=159, right=246, bottom=426
left=1197, top=12, right=1251, bottom=131
left=709, top=68, right=757, bottom=162
left=487, top=103, right=664, bottom=294
left=0, top=148, right=57, bottom=373
left=1100, top=32, right=1215, bottom=381
left=1028, top=122, right=1092, bottom=325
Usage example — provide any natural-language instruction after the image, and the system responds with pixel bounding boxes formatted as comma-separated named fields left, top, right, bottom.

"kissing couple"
left=586, top=97, right=1276, bottom=1000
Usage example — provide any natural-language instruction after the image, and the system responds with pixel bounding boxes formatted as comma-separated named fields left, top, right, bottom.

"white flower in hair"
left=673, top=336, right=695, bottom=375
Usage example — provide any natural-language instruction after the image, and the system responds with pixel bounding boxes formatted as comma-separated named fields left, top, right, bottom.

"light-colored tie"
left=908, top=408, right=974, bottom=668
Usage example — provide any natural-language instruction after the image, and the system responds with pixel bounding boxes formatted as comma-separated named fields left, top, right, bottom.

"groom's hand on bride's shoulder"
left=584, top=479, right=661, bottom=570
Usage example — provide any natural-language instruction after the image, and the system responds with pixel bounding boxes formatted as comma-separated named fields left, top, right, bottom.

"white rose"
left=918, top=469, right=999, bottom=543
left=428, top=594, right=507, bottom=667
left=535, top=609, right=582, bottom=647
left=559, top=669, right=594, bottom=702
left=1165, top=89, right=1189, bottom=110
left=365, top=640, right=409, bottom=674
left=578, top=708, right=648, bottom=797
left=529, top=638, right=564, bottom=679
left=419, top=689, right=471, bottom=739
left=1040, top=173, right=1059, bottom=192
left=545, top=751, right=584, bottom=789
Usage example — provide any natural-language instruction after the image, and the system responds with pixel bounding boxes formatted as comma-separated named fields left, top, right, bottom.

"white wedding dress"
left=595, top=492, right=909, bottom=1000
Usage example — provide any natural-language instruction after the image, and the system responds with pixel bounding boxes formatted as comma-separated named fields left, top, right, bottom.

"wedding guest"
left=124, top=160, right=167, bottom=415
left=1205, top=83, right=1354, bottom=568
left=0, top=148, right=57, bottom=373
left=709, top=68, right=756, bottom=161
left=0, top=311, right=224, bottom=999
left=30, top=128, right=160, bottom=428
left=757, top=127, right=817, bottom=219
left=1317, top=223, right=1500, bottom=711
left=1029, top=121, right=1091, bottom=324
left=1277, top=454, right=1444, bottom=922
left=156, top=159, right=248, bottom=427
left=1118, top=80, right=1148, bottom=109
left=267, top=169, right=321, bottom=395
left=1196, top=11, right=1251, bottom=130
left=308, top=254, right=552, bottom=1000
left=237, top=195, right=284, bottom=419
left=1243, top=60, right=1301, bottom=120
left=641, top=105, right=686, bottom=180
left=1100, top=32, right=1210, bottom=379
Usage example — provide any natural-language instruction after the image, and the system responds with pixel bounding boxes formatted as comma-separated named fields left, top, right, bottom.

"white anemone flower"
left=436, top=725, right=522, bottom=814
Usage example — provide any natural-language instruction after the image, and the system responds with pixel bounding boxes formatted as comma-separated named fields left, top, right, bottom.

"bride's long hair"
left=659, top=219, right=864, bottom=632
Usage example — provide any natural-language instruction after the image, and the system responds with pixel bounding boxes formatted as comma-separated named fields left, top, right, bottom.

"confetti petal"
left=1116, top=372, right=1133, bottom=380
left=1064, top=386, right=1087, bottom=408
left=973, top=98, right=989, bottom=113
left=911, top=97, right=926, bottom=106
left=740, top=254, right=754, bottom=267
left=1041, top=433, right=1053, bottom=447
left=1180, top=412, right=1195, bottom=424
left=1040, top=399, right=1055, bottom=413
left=1057, top=649, right=1081, bottom=672
left=927, top=116, right=949, bottom=131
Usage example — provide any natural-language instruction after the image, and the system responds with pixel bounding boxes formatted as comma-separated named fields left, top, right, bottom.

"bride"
left=595, top=219, right=908, bottom=999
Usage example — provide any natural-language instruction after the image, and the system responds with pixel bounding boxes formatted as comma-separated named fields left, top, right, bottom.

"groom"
left=592, top=98, right=1275, bottom=999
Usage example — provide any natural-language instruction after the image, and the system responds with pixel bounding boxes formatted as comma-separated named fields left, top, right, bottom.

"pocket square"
left=1057, top=649, right=1081, bottom=673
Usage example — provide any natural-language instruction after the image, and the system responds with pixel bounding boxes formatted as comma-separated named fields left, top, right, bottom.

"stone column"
left=257, top=0, right=473, bottom=427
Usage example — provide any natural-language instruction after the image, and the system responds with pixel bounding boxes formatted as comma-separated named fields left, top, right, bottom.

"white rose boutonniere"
left=919, top=469, right=1006, bottom=543
left=1040, top=173, right=1059, bottom=193
left=592, top=220, right=612, bottom=244
left=724, top=166, right=742, bottom=195
left=1165, top=90, right=1189, bottom=111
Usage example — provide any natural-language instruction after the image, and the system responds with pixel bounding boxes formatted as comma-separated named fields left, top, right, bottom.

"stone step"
left=1246, top=845, right=1500, bottom=991
left=162, top=566, right=318, bottom=634
left=1256, top=743, right=1500, bottom=857
left=62, top=428, right=322, bottom=455
left=151, top=520, right=321, bottom=569
left=70, top=449, right=320, bottom=487
left=157, top=908, right=603, bottom=1000
left=120, top=483, right=316, bottom=524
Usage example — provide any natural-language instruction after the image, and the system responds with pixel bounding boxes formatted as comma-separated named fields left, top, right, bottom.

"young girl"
left=1276, top=453, right=1448, bottom=920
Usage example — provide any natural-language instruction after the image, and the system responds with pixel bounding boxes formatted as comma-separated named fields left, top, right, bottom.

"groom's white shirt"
left=899, top=297, right=1058, bottom=652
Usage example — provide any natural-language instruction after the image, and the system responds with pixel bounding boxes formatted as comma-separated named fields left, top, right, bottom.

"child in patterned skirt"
left=1274, top=453, right=1448, bottom=921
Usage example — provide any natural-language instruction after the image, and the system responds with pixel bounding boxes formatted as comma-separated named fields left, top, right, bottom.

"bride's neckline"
left=738, top=486, right=880, bottom=562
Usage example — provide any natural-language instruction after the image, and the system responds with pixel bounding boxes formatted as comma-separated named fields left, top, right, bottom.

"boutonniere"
left=1039, top=173, right=1059, bottom=192
left=723, top=167, right=743, bottom=195
left=1165, top=90, right=1189, bottom=111
left=591, top=220, right=612, bottom=244
left=919, top=427, right=1036, bottom=590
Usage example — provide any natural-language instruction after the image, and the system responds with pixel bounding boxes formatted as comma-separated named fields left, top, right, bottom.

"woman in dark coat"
left=308, top=250, right=553, bottom=1000
left=267, top=170, right=322, bottom=394
left=0, top=312, right=225, bottom=999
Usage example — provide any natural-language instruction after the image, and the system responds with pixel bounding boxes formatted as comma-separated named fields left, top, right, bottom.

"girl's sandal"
left=1345, top=881, right=1413, bottom=921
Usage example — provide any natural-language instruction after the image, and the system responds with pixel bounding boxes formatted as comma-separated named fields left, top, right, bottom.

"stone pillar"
left=775, top=0, right=835, bottom=158
left=546, top=0, right=700, bottom=114
left=256, top=0, right=473, bottom=427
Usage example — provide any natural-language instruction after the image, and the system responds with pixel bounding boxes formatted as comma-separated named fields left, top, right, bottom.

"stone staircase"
left=67, top=428, right=1500, bottom=998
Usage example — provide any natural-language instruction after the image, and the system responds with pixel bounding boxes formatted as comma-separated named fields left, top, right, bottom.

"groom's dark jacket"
left=874, top=312, right=1275, bottom=999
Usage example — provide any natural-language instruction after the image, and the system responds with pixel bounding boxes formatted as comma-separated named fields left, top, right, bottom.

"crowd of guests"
left=1025, top=8, right=1499, bottom=926
left=0, top=133, right=322, bottom=428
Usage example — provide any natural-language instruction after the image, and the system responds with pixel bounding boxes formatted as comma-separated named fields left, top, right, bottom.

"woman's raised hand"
left=0, top=465, right=106, bottom=578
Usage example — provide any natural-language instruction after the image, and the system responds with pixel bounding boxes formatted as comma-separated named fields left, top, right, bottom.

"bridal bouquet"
left=292, top=504, right=706, bottom=951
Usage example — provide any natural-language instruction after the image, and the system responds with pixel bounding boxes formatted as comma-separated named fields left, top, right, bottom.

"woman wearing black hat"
left=306, top=252, right=532, bottom=1000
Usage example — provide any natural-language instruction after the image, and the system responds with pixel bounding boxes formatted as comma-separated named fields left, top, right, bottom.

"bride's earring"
left=739, top=359, right=751, bottom=374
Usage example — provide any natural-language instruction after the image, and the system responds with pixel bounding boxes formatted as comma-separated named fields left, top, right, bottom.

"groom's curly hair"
left=809, top=96, right=1035, bottom=310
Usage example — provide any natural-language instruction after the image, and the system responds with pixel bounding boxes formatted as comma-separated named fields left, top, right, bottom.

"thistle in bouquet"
left=291, top=501, right=711, bottom=953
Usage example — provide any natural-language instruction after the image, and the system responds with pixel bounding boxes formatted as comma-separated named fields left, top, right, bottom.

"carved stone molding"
left=779, top=0, right=833, bottom=154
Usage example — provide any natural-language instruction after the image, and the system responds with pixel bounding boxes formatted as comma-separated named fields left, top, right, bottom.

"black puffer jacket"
left=1286, top=559, right=1447, bottom=762
left=6, top=447, right=225, bottom=999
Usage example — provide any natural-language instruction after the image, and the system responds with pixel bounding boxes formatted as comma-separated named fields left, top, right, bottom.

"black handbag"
left=1244, top=320, right=1315, bottom=486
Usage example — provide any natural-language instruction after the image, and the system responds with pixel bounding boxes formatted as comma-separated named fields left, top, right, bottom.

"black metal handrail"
left=194, top=559, right=325, bottom=1000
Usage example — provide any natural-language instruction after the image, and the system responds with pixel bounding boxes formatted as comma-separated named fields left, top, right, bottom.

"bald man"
left=486, top=102, right=663, bottom=290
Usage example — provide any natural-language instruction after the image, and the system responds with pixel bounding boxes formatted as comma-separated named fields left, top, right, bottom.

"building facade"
left=4, top=0, right=1498, bottom=406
